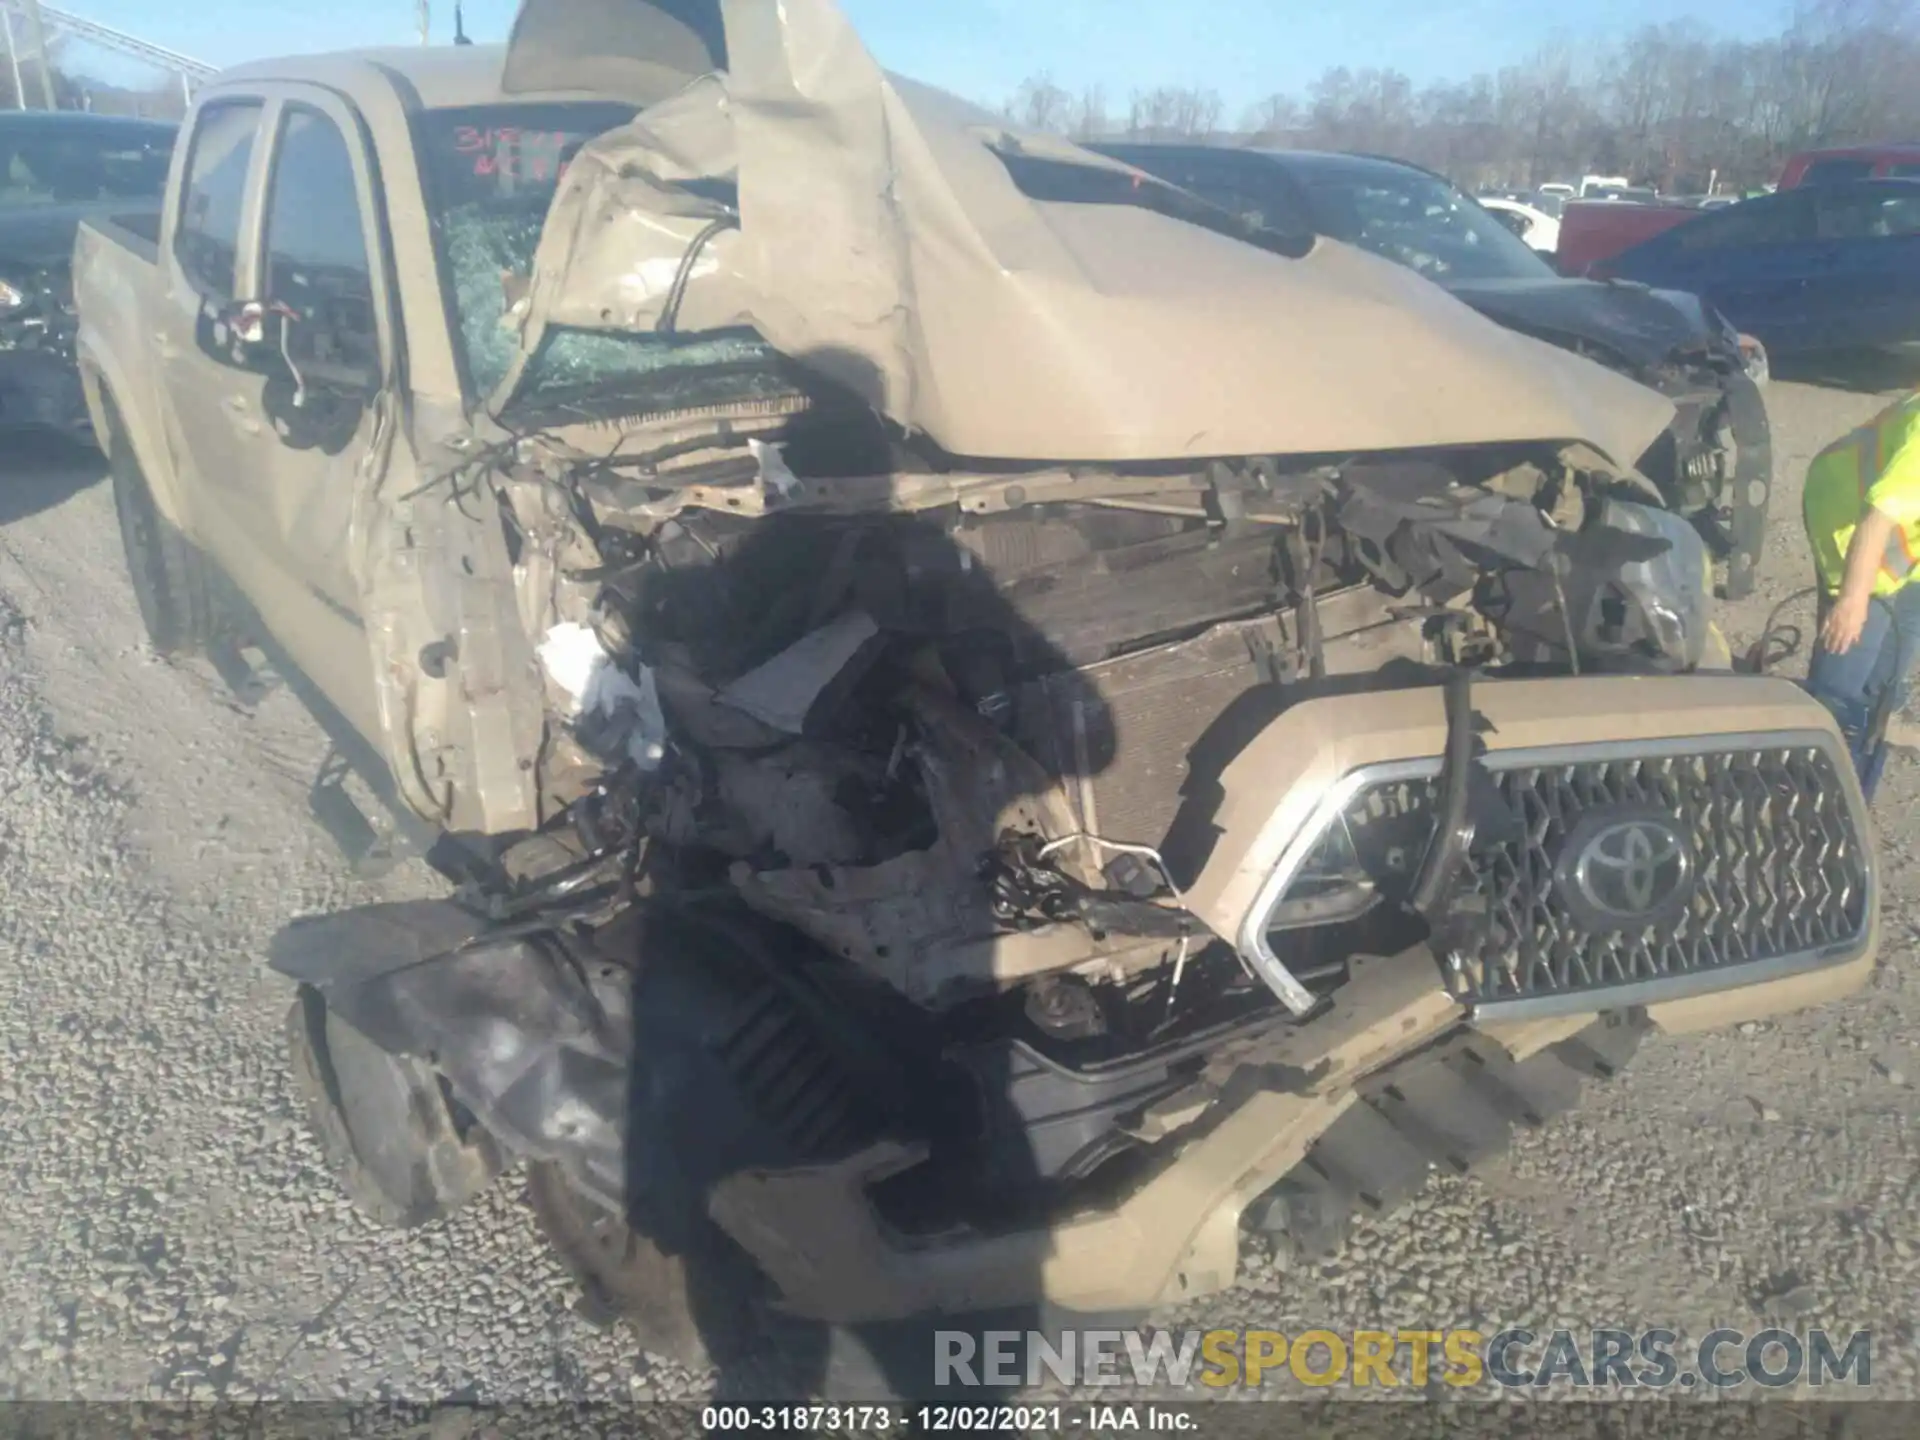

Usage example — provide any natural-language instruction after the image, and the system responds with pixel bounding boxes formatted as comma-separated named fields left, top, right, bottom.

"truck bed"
left=79, top=212, right=161, bottom=265
left=72, top=211, right=166, bottom=458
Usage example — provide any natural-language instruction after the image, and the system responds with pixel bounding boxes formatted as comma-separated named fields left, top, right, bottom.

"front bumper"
left=711, top=935, right=1877, bottom=1323
left=704, top=674, right=1879, bottom=1323
left=0, top=348, right=90, bottom=436
left=275, top=676, right=1881, bottom=1328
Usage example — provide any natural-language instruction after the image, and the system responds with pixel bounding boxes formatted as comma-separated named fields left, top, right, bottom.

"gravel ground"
left=1, top=373, right=1918, bottom=1407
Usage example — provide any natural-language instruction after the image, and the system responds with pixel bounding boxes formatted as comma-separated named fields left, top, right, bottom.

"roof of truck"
left=210, top=42, right=618, bottom=111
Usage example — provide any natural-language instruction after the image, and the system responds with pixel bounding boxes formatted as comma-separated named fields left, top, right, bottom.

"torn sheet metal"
left=269, top=900, right=632, bottom=1220
left=716, top=609, right=883, bottom=735
left=501, top=0, right=1677, bottom=467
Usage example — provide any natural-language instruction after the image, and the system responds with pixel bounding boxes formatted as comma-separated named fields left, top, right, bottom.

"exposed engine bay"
left=465, top=368, right=1716, bottom=1014
left=313, top=374, right=1718, bottom=1243
left=1553, top=334, right=1770, bottom=591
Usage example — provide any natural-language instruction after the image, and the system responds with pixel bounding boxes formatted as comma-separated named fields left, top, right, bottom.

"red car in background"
left=1555, top=198, right=1702, bottom=276
left=1778, top=145, right=1920, bottom=189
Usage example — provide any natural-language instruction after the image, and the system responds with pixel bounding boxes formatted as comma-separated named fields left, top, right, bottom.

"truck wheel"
left=522, top=910, right=1124, bottom=1398
left=521, top=908, right=945, bottom=1393
left=1720, top=372, right=1771, bottom=603
left=527, top=1160, right=763, bottom=1371
left=107, top=414, right=212, bottom=656
left=522, top=908, right=867, bottom=1375
left=1724, top=485, right=1766, bottom=602
left=528, top=1162, right=1100, bottom=1399
left=284, top=985, right=505, bottom=1228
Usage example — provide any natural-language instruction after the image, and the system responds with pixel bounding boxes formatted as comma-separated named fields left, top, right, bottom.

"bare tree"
left=995, top=0, right=1920, bottom=190
left=1007, top=72, right=1073, bottom=133
left=1243, top=92, right=1302, bottom=143
left=1124, top=85, right=1222, bottom=140
left=1068, top=85, right=1110, bottom=139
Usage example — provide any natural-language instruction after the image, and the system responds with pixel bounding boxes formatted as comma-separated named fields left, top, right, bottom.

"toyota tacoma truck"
left=73, top=0, right=1880, bottom=1393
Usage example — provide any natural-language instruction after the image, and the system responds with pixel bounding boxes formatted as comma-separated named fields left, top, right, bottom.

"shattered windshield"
left=1302, top=166, right=1554, bottom=282
left=415, top=102, right=780, bottom=410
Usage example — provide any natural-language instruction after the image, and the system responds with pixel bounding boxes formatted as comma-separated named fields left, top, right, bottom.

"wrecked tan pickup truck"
left=74, top=0, right=1878, bottom=1392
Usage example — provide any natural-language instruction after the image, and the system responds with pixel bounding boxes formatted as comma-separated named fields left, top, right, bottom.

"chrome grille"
left=1274, top=740, right=1872, bottom=1015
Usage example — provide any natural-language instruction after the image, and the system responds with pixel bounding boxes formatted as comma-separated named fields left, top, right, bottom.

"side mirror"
left=203, top=296, right=297, bottom=378
left=221, top=297, right=293, bottom=346
left=208, top=297, right=378, bottom=407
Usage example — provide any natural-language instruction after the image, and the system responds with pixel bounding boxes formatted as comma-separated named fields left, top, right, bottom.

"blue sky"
left=69, top=0, right=1795, bottom=111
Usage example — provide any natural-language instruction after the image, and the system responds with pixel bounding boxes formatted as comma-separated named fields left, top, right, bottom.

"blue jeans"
left=1805, top=581, right=1920, bottom=801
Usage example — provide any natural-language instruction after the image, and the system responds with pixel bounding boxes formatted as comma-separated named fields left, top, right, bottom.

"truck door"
left=199, top=86, right=399, bottom=743
left=155, top=97, right=271, bottom=563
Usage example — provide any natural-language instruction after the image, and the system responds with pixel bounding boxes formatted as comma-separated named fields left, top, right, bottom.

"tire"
left=1720, top=371, right=1771, bottom=603
left=527, top=1160, right=762, bottom=1371
left=529, top=1160, right=1105, bottom=1400
left=1724, top=494, right=1766, bottom=602
left=521, top=911, right=1126, bottom=1399
left=284, top=986, right=504, bottom=1228
left=106, top=407, right=213, bottom=656
left=523, top=910, right=950, bottom=1394
left=524, top=910, right=866, bottom=1374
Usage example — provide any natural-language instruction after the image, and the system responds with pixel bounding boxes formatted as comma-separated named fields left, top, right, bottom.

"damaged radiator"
left=1012, top=588, right=1430, bottom=848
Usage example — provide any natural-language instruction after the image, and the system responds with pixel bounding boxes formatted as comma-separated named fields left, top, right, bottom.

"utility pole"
left=18, top=0, right=55, bottom=108
left=2, top=8, right=25, bottom=110
left=416, top=0, right=429, bottom=45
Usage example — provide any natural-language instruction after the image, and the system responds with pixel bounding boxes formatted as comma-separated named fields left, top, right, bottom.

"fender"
left=75, top=340, right=192, bottom=539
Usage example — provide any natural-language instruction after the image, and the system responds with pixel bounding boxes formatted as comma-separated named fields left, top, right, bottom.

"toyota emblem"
left=1555, top=809, right=1695, bottom=931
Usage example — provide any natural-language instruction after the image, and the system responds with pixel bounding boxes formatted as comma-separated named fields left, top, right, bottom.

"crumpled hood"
left=500, top=0, right=1675, bottom=467
left=1444, top=276, right=1731, bottom=374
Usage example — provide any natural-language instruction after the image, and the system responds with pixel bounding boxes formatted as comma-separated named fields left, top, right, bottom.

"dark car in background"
left=0, top=112, right=176, bottom=439
left=1091, top=143, right=1775, bottom=597
left=1597, top=179, right=1920, bottom=359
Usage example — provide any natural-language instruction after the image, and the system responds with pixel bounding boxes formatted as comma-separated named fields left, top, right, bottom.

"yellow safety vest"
left=1803, top=392, right=1920, bottom=597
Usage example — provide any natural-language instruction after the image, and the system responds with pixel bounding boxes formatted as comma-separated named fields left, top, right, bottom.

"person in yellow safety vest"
left=1802, top=389, right=1920, bottom=801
